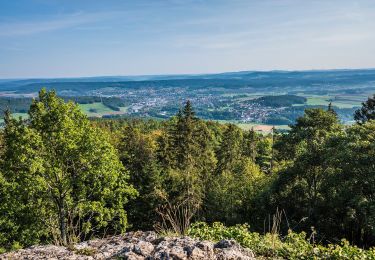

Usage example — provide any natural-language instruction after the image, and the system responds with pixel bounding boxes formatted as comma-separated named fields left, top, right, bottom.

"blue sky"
left=1, top=0, right=375, bottom=78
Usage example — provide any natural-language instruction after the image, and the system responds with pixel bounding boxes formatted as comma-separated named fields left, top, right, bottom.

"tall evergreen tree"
left=242, top=128, right=259, bottom=162
left=118, top=125, right=163, bottom=230
left=216, top=124, right=243, bottom=174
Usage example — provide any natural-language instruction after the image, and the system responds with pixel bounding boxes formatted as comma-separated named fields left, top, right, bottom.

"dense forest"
left=1, top=89, right=375, bottom=258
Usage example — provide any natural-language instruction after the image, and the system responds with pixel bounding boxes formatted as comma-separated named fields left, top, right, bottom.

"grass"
left=78, top=103, right=123, bottom=117
left=302, top=94, right=362, bottom=108
left=119, top=106, right=129, bottom=113
left=305, top=96, right=331, bottom=106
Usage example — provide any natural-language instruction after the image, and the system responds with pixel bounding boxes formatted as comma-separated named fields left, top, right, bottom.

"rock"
left=121, top=251, right=145, bottom=260
left=133, top=241, right=154, bottom=256
left=214, top=240, right=255, bottom=260
left=0, top=231, right=256, bottom=260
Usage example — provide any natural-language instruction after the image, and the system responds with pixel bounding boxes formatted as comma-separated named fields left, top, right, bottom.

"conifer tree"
left=119, top=125, right=163, bottom=230
left=216, top=124, right=243, bottom=174
left=242, top=128, right=258, bottom=162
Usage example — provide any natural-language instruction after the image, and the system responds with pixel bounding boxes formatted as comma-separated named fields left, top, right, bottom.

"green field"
left=119, top=106, right=129, bottom=113
left=215, top=120, right=289, bottom=133
left=78, top=103, right=123, bottom=117
left=301, top=94, right=362, bottom=108
left=11, top=113, right=29, bottom=119
left=0, top=112, right=28, bottom=124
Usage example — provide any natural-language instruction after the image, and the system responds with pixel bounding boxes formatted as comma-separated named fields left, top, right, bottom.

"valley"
left=1, top=69, right=374, bottom=131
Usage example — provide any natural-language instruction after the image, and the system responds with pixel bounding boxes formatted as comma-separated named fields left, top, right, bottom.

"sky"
left=1, top=0, right=375, bottom=78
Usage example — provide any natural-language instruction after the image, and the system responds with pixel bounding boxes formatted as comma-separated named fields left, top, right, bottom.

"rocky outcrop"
left=0, top=231, right=256, bottom=259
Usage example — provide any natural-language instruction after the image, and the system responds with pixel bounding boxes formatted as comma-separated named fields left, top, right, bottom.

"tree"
left=354, top=94, right=375, bottom=124
left=321, top=120, right=375, bottom=246
left=206, top=158, right=265, bottom=225
left=0, top=89, right=137, bottom=246
left=242, top=128, right=259, bottom=162
left=272, top=108, right=342, bottom=235
left=169, top=100, right=198, bottom=169
left=118, top=124, right=163, bottom=230
left=216, top=124, right=243, bottom=174
left=156, top=101, right=216, bottom=234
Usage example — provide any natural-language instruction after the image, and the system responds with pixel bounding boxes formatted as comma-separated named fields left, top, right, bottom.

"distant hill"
left=1, top=69, right=375, bottom=95
left=0, top=69, right=374, bottom=125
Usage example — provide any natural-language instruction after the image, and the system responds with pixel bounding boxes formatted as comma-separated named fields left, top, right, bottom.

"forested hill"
left=1, top=89, right=375, bottom=259
left=1, top=69, right=375, bottom=93
left=1, top=69, right=375, bottom=125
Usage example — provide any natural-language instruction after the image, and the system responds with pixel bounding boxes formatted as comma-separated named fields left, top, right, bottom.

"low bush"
left=187, top=222, right=375, bottom=259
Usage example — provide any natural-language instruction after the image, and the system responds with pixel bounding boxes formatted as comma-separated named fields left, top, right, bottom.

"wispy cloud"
left=0, top=12, right=115, bottom=37
left=313, top=32, right=374, bottom=45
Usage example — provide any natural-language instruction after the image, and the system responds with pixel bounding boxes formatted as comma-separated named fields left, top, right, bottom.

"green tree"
left=169, top=100, right=198, bottom=169
left=216, top=124, right=243, bottom=174
left=242, top=128, right=259, bottom=162
left=354, top=94, right=375, bottom=124
left=0, top=89, right=137, bottom=246
left=155, top=101, right=216, bottom=234
left=321, top=120, right=375, bottom=245
left=206, top=158, right=265, bottom=225
left=272, top=108, right=342, bottom=234
left=118, top=124, right=163, bottom=230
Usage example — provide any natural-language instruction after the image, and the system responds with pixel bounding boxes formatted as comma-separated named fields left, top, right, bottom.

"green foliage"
left=206, top=158, right=267, bottom=225
left=270, top=109, right=342, bottom=234
left=188, top=222, right=375, bottom=259
left=2, top=91, right=375, bottom=254
left=355, top=94, right=375, bottom=124
left=254, top=95, right=307, bottom=107
left=0, top=89, right=137, bottom=248
left=118, top=124, right=163, bottom=230
left=215, top=124, right=243, bottom=174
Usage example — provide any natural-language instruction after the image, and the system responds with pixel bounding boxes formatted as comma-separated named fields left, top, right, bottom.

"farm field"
left=216, top=120, right=290, bottom=133
left=1, top=69, right=374, bottom=127
left=78, top=103, right=125, bottom=117
left=303, top=94, right=362, bottom=108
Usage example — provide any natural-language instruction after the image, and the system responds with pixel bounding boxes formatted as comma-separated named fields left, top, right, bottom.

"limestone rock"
left=0, top=231, right=256, bottom=260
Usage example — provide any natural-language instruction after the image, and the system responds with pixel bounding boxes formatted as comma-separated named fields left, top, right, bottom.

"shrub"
left=187, top=222, right=375, bottom=259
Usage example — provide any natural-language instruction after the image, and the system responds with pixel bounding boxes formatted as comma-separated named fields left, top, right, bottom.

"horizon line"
left=2, top=67, right=375, bottom=81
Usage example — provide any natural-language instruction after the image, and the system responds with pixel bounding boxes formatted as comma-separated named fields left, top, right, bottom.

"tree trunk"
left=58, top=202, right=67, bottom=246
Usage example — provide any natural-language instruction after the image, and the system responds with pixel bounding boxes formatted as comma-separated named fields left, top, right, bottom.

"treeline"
left=253, top=95, right=307, bottom=107
left=0, top=96, right=127, bottom=116
left=94, top=94, right=375, bottom=248
left=0, top=89, right=375, bottom=252
left=0, top=97, right=32, bottom=114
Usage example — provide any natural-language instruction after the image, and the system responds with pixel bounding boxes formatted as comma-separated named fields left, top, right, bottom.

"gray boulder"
left=0, top=231, right=256, bottom=260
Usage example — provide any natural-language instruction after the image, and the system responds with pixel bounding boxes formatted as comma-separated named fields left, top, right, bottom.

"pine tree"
left=169, top=101, right=198, bottom=169
left=216, top=124, right=243, bottom=174
left=243, top=128, right=258, bottom=162
left=119, top=125, right=163, bottom=230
